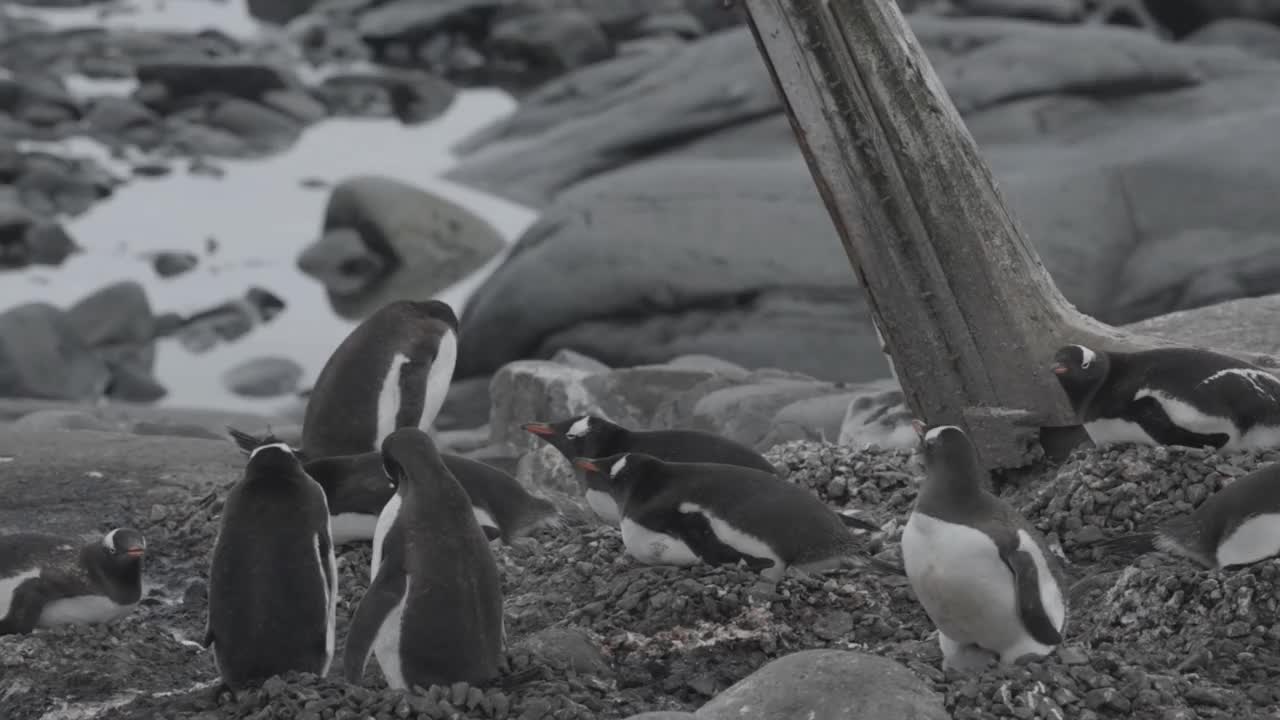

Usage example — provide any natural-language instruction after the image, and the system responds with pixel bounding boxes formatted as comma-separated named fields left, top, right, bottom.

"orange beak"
left=523, top=422, right=555, bottom=436
left=574, top=458, right=599, bottom=472
left=1052, top=364, right=1068, bottom=375
left=126, top=547, right=145, bottom=558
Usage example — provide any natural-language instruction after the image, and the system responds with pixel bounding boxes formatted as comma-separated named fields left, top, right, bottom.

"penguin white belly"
left=901, top=513, right=1035, bottom=657
left=371, top=492, right=402, bottom=578
left=1238, top=424, right=1280, bottom=451
left=38, top=596, right=135, bottom=627
left=418, top=330, right=456, bottom=433
left=586, top=490, right=621, bottom=525
left=375, top=354, right=409, bottom=452
left=331, top=512, right=378, bottom=545
left=1216, top=513, right=1280, bottom=567
left=315, top=533, right=338, bottom=676
left=1133, top=389, right=1241, bottom=444
left=620, top=518, right=700, bottom=566
left=472, top=506, right=499, bottom=538
left=1083, top=418, right=1158, bottom=447
left=0, top=568, right=40, bottom=619
left=372, top=577, right=411, bottom=690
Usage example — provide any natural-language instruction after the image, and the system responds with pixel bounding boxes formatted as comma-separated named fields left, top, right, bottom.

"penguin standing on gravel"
left=524, top=414, right=780, bottom=525
left=901, top=422, right=1068, bottom=672
left=227, top=427, right=559, bottom=545
left=0, top=528, right=146, bottom=636
left=1098, top=461, right=1280, bottom=569
left=344, top=428, right=504, bottom=690
left=1051, top=344, right=1280, bottom=451
left=572, top=452, right=892, bottom=581
left=300, top=299, right=459, bottom=459
left=204, top=438, right=338, bottom=691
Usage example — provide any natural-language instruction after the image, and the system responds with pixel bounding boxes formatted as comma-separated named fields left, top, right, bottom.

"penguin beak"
left=573, top=458, right=599, bottom=472
left=125, top=547, right=145, bottom=558
left=523, top=422, right=555, bottom=437
left=1052, top=364, right=1068, bottom=375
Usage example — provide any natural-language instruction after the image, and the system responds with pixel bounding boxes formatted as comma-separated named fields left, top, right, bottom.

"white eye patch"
left=566, top=417, right=591, bottom=439
left=610, top=455, right=628, bottom=478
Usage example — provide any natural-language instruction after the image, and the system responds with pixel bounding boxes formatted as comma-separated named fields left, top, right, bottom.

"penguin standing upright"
left=301, top=299, right=459, bottom=459
left=572, top=452, right=889, bottom=581
left=204, top=438, right=338, bottom=691
left=523, top=415, right=780, bottom=525
left=901, top=422, right=1067, bottom=672
left=1099, top=461, right=1280, bottom=569
left=227, top=427, right=559, bottom=545
left=0, top=528, right=146, bottom=636
left=344, top=428, right=504, bottom=690
left=1052, top=344, right=1280, bottom=450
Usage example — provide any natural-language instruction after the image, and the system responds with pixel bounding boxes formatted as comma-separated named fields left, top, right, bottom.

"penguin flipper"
left=343, top=556, right=406, bottom=684
left=1129, top=397, right=1230, bottom=449
left=1095, top=531, right=1157, bottom=558
left=837, top=512, right=882, bottom=533
left=673, top=509, right=773, bottom=570
left=0, top=582, right=48, bottom=635
left=999, top=539, right=1064, bottom=647
left=225, top=426, right=262, bottom=455
left=394, top=359, right=430, bottom=429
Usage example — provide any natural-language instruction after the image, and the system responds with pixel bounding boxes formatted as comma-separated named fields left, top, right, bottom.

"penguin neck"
left=400, top=456, right=471, bottom=512
left=915, top=466, right=987, bottom=519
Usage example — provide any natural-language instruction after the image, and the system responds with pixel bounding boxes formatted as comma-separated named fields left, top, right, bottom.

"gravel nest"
left=1, top=441, right=1279, bottom=719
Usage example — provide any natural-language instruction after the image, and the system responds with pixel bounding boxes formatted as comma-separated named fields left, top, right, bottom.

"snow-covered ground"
left=0, top=0, right=538, bottom=415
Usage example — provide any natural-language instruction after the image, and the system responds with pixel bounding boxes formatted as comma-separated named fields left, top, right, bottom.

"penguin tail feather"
left=837, top=512, right=883, bottom=533
left=225, top=425, right=262, bottom=455
left=1094, top=531, right=1158, bottom=558
left=838, top=554, right=906, bottom=577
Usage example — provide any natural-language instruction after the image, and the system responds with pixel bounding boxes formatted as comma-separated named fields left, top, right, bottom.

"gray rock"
left=437, top=376, right=493, bottom=431
left=514, top=443, right=580, bottom=498
left=357, top=0, right=501, bottom=41
left=691, top=379, right=836, bottom=450
left=202, top=98, right=303, bottom=154
left=222, top=356, right=304, bottom=398
left=587, top=361, right=745, bottom=430
left=150, top=251, right=198, bottom=278
left=516, top=627, right=611, bottom=676
left=487, top=9, right=614, bottom=95
left=134, top=59, right=300, bottom=107
left=1125, top=292, right=1280, bottom=367
left=314, top=70, right=456, bottom=125
left=623, top=713, right=698, bottom=720
left=0, top=200, right=78, bottom=269
left=1145, top=0, right=1280, bottom=36
left=297, top=175, right=505, bottom=320
left=455, top=155, right=887, bottom=384
left=66, top=281, right=155, bottom=351
left=246, top=0, right=322, bottom=25
left=83, top=96, right=163, bottom=145
left=953, top=0, right=1085, bottom=22
left=259, top=89, right=330, bottom=125
left=1184, top=18, right=1280, bottom=60
left=695, top=649, right=949, bottom=720
left=759, top=392, right=856, bottom=449
left=549, top=348, right=610, bottom=374
left=488, top=360, right=601, bottom=452
left=12, top=409, right=115, bottom=433
left=0, top=303, right=108, bottom=402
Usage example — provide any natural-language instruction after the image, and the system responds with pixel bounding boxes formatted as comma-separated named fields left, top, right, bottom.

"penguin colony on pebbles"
left=4, top=299, right=1280, bottom=712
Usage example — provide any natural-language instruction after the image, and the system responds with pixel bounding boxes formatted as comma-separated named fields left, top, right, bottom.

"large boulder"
left=0, top=303, right=108, bottom=402
left=296, top=175, right=506, bottom=320
left=456, top=155, right=886, bottom=383
left=695, top=649, right=949, bottom=720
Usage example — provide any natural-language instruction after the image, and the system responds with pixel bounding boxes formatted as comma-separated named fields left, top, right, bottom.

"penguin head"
left=572, top=452, right=655, bottom=494
left=243, top=436, right=309, bottom=483
left=1051, top=344, right=1107, bottom=398
left=523, top=415, right=623, bottom=459
left=380, top=427, right=443, bottom=490
left=389, top=299, right=459, bottom=334
left=98, top=527, right=146, bottom=571
left=912, top=421, right=983, bottom=488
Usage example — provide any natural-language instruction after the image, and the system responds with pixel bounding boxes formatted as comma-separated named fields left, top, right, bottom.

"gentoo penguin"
left=0, top=528, right=146, bottom=636
left=523, top=415, right=784, bottom=525
left=901, top=422, right=1067, bottom=671
left=204, top=437, right=338, bottom=691
left=226, top=427, right=559, bottom=545
left=301, top=299, right=458, bottom=459
left=344, top=428, right=504, bottom=690
left=572, top=453, right=891, bottom=582
left=1052, top=344, right=1280, bottom=451
left=1098, top=461, right=1280, bottom=569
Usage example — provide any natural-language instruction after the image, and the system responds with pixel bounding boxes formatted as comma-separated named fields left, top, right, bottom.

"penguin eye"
left=108, top=546, right=118, bottom=555
left=1081, top=360, right=1092, bottom=370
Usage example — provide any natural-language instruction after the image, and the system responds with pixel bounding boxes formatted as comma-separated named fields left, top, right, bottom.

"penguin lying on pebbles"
left=901, top=422, right=1068, bottom=672
left=0, top=528, right=147, bottom=636
left=1052, top=344, right=1280, bottom=451
left=345, top=428, right=504, bottom=690
left=572, top=452, right=897, bottom=582
left=204, top=438, right=338, bottom=691
left=1098, top=461, right=1280, bottom=569
left=300, top=299, right=459, bottom=459
left=227, top=427, right=559, bottom=545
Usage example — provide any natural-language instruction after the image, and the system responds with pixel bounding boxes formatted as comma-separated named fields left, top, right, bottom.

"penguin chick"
left=573, top=452, right=894, bottom=582
left=901, top=421, right=1068, bottom=672
left=1097, top=461, right=1280, bottom=570
left=1052, top=344, right=1280, bottom=451
left=0, top=528, right=146, bottom=636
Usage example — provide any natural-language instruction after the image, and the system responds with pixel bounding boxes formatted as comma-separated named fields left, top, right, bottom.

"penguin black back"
left=523, top=415, right=778, bottom=474
left=205, top=439, right=338, bottom=691
left=302, top=300, right=459, bottom=458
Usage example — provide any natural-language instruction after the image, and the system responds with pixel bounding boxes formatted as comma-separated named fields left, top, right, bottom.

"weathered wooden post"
left=737, top=0, right=1188, bottom=469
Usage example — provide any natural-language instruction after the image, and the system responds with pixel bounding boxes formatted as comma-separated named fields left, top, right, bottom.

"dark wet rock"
left=246, top=0, right=325, bottom=25
left=172, top=286, right=285, bottom=354
left=486, top=8, right=615, bottom=94
left=454, top=154, right=886, bottom=383
left=0, top=303, right=108, bottom=402
left=200, top=97, right=304, bottom=154
left=1143, top=0, right=1280, bottom=38
left=83, top=96, right=165, bottom=147
left=952, top=0, right=1086, bottom=22
left=222, top=356, right=304, bottom=399
left=1183, top=18, right=1280, bottom=60
left=134, top=59, right=300, bottom=108
left=258, top=88, right=330, bottom=125
left=0, top=72, right=80, bottom=136
left=438, top=376, right=494, bottom=431
left=0, top=200, right=79, bottom=269
left=13, top=151, right=119, bottom=217
left=297, top=175, right=505, bottom=320
left=697, top=649, right=949, bottom=720
left=149, top=251, right=198, bottom=278
left=313, top=69, right=457, bottom=124
left=356, top=0, right=503, bottom=43
left=12, top=408, right=115, bottom=433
